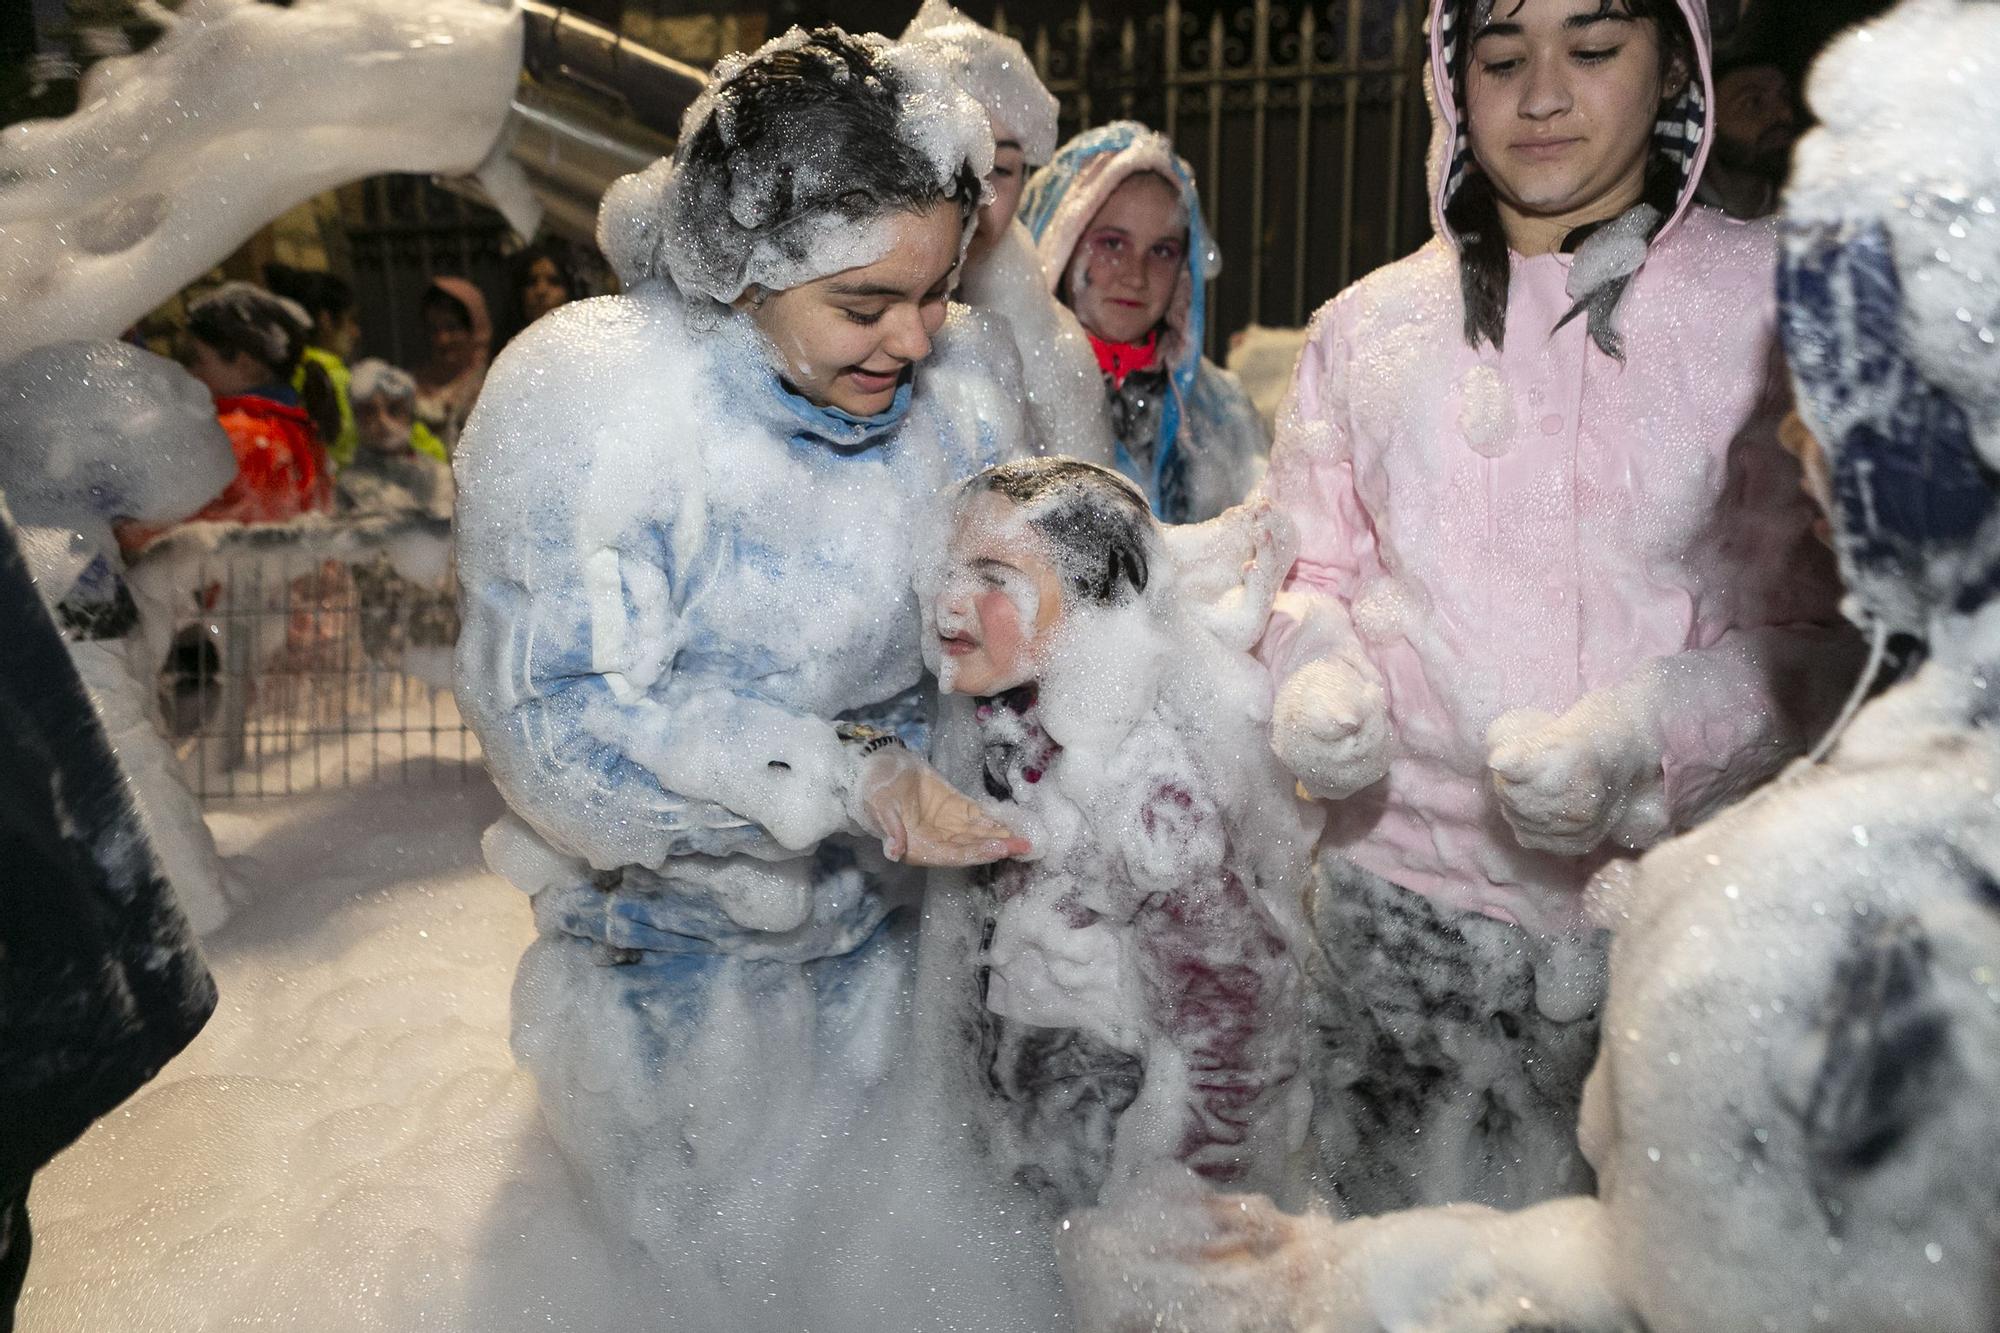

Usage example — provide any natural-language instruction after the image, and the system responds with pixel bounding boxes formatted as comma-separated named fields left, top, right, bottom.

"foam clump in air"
left=0, top=339, right=234, bottom=550
left=600, top=26, right=993, bottom=302
left=0, top=0, right=521, bottom=360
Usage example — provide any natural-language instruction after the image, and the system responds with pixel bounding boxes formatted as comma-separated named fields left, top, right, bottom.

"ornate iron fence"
left=993, top=0, right=1434, bottom=352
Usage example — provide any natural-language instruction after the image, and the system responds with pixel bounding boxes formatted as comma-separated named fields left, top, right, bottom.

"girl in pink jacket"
left=1260, top=0, right=1859, bottom=1215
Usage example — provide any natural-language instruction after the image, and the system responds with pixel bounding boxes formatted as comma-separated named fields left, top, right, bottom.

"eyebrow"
left=825, top=281, right=910, bottom=299
left=1475, top=10, right=1635, bottom=38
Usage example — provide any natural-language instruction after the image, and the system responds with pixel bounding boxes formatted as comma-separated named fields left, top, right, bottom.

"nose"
left=883, top=304, right=933, bottom=364
left=1519, top=57, right=1572, bottom=122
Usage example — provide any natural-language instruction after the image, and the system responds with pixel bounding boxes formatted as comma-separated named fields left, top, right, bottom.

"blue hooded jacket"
left=1020, top=121, right=1266, bottom=523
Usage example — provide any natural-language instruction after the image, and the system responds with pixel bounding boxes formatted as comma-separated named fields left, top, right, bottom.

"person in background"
left=0, top=507, right=216, bottom=1331
left=1693, top=54, right=1797, bottom=220
left=412, top=276, right=492, bottom=453
left=263, top=261, right=361, bottom=466
left=503, top=239, right=579, bottom=347
left=167, top=280, right=336, bottom=530
left=898, top=0, right=1118, bottom=467
left=1021, top=122, right=1267, bottom=524
left=340, top=357, right=452, bottom=519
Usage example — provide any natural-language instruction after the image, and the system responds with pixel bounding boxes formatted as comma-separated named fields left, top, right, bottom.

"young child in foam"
left=454, top=28, right=1053, bottom=1312
left=926, top=458, right=1318, bottom=1207
left=1260, top=0, right=1863, bottom=1217
left=1019, top=124, right=1267, bottom=523
left=898, top=0, right=1117, bottom=467
left=339, top=358, right=453, bottom=519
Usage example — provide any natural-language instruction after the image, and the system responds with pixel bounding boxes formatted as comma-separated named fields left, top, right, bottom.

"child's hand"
left=1271, top=658, right=1391, bottom=799
left=853, top=748, right=1032, bottom=867
left=1486, top=705, right=1668, bottom=857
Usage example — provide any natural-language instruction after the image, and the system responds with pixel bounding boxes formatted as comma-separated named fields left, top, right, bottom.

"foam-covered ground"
left=16, top=769, right=662, bottom=1332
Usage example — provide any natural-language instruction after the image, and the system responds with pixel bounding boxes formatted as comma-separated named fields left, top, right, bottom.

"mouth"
left=845, top=365, right=904, bottom=394
left=1511, top=137, right=1583, bottom=161
left=938, top=631, right=978, bottom=657
left=1110, top=298, right=1144, bottom=308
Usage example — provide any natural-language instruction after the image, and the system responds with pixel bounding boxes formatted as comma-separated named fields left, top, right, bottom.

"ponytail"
left=300, top=358, right=341, bottom=447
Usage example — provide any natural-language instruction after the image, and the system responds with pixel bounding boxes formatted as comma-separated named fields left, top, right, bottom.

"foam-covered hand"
left=1272, top=658, right=1391, bottom=800
left=851, top=747, right=1032, bottom=867
left=1487, top=702, right=1669, bottom=857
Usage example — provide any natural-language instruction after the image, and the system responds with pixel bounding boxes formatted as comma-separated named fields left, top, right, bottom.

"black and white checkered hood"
left=1428, top=0, right=1713, bottom=248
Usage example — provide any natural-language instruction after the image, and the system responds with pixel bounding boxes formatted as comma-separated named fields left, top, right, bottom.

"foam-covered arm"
left=1490, top=365, right=1862, bottom=856
left=453, top=310, right=861, bottom=871
left=1656, top=368, right=1863, bottom=828
left=1253, top=309, right=1392, bottom=798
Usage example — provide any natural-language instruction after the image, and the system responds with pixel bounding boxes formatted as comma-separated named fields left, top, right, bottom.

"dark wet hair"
left=183, top=282, right=338, bottom=436
left=262, top=262, right=353, bottom=327
left=1447, top=0, right=1696, bottom=355
left=183, top=282, right=307, bottom=378
left=671, top=28, right=982, bottom=295
left=968, top=458, right=1156, bottom=607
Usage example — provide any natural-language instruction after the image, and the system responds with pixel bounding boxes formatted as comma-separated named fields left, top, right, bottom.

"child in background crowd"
left=1021, top=124, right=1266, bottom=523
left=340, top=359, right=454, bottom=519
left=264, top=262, right=361, bottom=466
left=171, top=281, right=336, bottom=529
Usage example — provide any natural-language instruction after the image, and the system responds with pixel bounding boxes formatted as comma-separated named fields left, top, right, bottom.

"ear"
left=732, top=285, right=769, bottom=313
left=1662, top=52, right=1692, bottom=103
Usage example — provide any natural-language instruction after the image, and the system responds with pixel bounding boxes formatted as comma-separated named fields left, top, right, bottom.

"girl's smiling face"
left=933, top=491, right=1066, bottom=697
left=743, top=201, right=962, bottom=416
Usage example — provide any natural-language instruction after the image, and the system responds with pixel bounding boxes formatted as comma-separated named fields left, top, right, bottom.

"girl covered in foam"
left=923, top=458, right=1320, bottom=1208
left=1260, top=0, right=1861, bottom=1215
left=452, top=28, right=1056, bottom=1320
left=1020, top=124, right=1269, bottom=523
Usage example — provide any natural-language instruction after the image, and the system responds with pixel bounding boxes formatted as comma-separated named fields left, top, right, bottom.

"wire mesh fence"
left=129, top=518, right=479, bottom=803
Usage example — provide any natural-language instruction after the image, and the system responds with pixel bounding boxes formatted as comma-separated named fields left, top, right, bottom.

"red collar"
left=1088, top=330, right=1159, bottom=386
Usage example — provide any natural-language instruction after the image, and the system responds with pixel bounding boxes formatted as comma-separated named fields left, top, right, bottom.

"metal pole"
left=1249, top=0, right=1271, bottom=329
left=1163, top=0, right=1181, bottom=143
left=1076, top=0, right=1094, bottom=134
left=1337, top=0, right=1364, bottom=289
left=1293, top=4, right=1316, bottom=324
left=1384, top=0, right=1414, bottom=258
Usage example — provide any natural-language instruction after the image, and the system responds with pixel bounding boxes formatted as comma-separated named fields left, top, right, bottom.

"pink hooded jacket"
left=1260, top=0, right=1857, bottom=934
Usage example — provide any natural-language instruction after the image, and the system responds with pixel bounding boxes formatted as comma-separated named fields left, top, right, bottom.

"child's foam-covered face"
left=934, top=491, right=1066, bottom=697
left=357, top=394, right=416, bottom=455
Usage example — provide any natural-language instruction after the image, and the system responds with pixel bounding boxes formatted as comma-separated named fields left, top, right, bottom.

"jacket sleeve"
left=1635, top=353, right=1865, bottom=833
left=1253, top=304, right=1383, bottom=691
left=452, top=316, right=862, bottom=872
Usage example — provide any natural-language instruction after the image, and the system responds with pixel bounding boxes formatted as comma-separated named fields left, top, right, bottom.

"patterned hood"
left=1426, top=0, right=1715, bottom=250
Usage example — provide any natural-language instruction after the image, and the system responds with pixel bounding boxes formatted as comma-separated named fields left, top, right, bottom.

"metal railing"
left=993, top=0, right=1433, bottom=353
left=129, top=518, right=479, bottom=802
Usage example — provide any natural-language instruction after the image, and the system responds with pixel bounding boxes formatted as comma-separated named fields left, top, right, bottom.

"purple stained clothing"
left=974, top=685, right=1305, bottom=1195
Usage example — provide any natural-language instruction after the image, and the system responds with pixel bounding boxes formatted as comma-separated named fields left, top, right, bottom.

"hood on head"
left=1018, top=121, right=1220, bottom=387
left=427, top=276, right=494, bottom=358
left=900, top=0, right=1060, bottom=166
left=1778, top=0, right=2000, bottom=651
left=1426, top=0, right=1715, bottom=249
